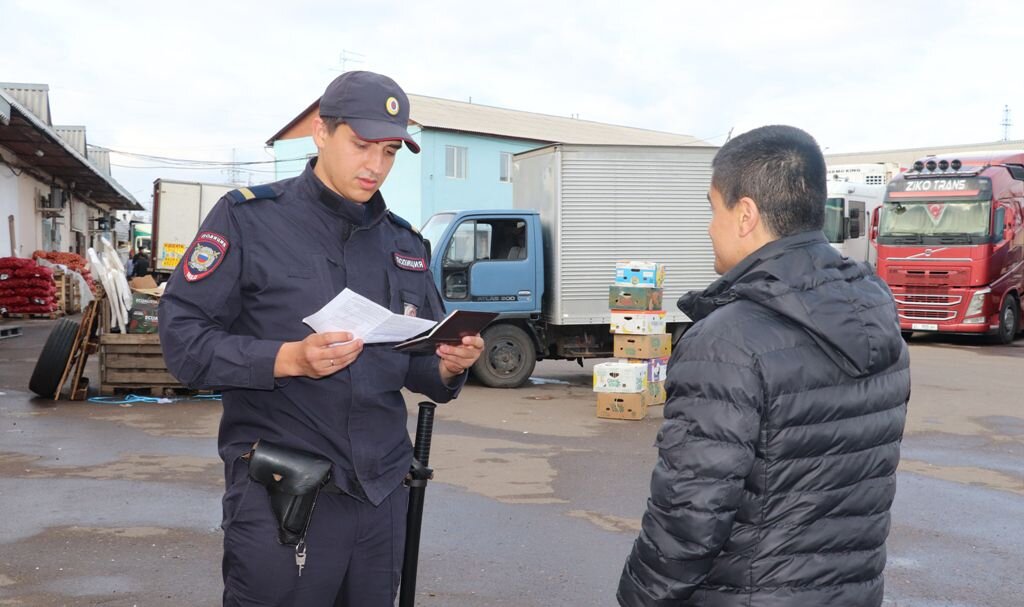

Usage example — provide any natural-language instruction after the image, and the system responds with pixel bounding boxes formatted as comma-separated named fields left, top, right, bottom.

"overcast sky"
left=3, top=0, right=1023, bottom=209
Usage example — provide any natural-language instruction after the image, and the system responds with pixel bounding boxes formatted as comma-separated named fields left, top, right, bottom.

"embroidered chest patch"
left=183, top=231, right=230, bottom=282
left=393, top=252, right=426, bottom=272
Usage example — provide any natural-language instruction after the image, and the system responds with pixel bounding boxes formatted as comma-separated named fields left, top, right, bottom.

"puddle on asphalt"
left=973, top=415, right=1024, bottom=436
left=900, top=459, right=1024, bottom=496
left=66, top=526, right=170, bottom=538
left=93, top=408, right=220, bottom=438
left=567, top=510, right=641, bottom=533
left=432, top=434, right=573, bottom=504
left=0, top=451, right=220, bottom=487
left=528, top=377, right=572, bottom=386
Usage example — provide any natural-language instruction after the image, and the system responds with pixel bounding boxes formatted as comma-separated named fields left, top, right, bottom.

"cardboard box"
left=610, top=311, right=667, bottom=335
left=629, top=356, right=669, bottom=382
left=614, top=261, right=665, bottom=288
left=647, top=381, right=667, bottom=405
left=608, top=286, right=663, bottom=311
left=129, top=275, right=166, bottom=297
left=593, top=361, right=648, bottom=393
left=128, top=292, right=160, bottom=334
left=597, top=392, right=650, bottom=420
left=614, top=333, right=671, bottom=359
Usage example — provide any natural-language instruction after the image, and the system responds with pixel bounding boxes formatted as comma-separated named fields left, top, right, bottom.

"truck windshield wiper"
left=883, top=233, right=923, bottom=244
left=935, top=232, right=974, bottom=244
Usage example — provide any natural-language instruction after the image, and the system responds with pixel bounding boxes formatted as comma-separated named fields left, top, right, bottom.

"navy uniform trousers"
left=221, top=462, right=409, bottom=607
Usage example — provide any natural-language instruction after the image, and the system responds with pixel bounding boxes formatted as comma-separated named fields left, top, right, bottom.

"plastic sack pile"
left=0, top=257, right=58, bottom=315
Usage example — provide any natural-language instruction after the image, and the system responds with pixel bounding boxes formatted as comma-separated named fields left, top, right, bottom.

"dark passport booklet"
left=392, top=310, right=498, bottom=353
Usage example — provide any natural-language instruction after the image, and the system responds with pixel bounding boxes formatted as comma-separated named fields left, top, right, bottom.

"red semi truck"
left=876, top=151, right=1024, bottom=343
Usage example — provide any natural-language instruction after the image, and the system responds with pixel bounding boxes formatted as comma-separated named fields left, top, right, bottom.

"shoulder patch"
left=387, top=211, right=419, bottom=234
left=227, top=184, right=280, bottom=204
left=387, top=211, right=431, bottom=264
left=183, top=231, right=229, bottom=282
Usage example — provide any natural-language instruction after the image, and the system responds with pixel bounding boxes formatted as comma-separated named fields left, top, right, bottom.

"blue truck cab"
left=420, top=210, right=545, bottom=386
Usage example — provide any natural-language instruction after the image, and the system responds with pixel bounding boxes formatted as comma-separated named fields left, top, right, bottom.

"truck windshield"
left=420, top=213, right=455, bottom=250
left=823, top=197, right=844, bottom=243
left=878, top=199, right=991, bottom=244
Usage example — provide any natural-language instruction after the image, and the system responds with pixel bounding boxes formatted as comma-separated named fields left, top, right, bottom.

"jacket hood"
left=680, top=231, right=903, bottom=377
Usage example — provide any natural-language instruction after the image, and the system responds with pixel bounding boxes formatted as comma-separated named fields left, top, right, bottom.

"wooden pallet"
left=66, top=279, right=82, bottom=314
left=53, top=271, right=67, bottom=314
left=54, top=300, right=100, bottom=401
left=0, top=324, right=23, bottom=340
left=100, top=332, right=184, bottom=395
left=5, top=311, right=63, bottom=319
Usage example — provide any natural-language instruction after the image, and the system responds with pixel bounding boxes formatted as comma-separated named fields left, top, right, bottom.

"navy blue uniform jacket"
left=158, top=162, right=463, bottom=506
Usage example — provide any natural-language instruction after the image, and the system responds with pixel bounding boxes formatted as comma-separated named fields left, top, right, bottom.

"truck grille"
left=886, top=267, right=971, bottom=287
left=898, top=309, right=957, bottom=321
left=894, top=293, right=962, bottom=306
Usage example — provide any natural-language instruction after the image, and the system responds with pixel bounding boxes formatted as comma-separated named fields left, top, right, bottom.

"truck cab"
left=421, top=210, right=545, bottom=386
left=824, top=181, right=883, bottom=265
left=876, top=152, right=1024, bottom=343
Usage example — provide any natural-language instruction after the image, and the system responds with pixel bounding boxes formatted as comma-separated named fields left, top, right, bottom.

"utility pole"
left=338, top=49, right=366, bottom=73
left=224, top=148, right=243, bottom=186
left=1002, top=105, right=1012, bottom=141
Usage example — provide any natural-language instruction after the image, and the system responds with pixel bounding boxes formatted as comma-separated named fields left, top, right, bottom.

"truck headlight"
left=965, top=289, right=990, bottom=317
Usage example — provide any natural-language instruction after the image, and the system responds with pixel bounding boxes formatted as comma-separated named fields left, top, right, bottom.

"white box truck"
left=419, top=143, right=720, bottom=386
left=151, top=179, right=234, bottom=281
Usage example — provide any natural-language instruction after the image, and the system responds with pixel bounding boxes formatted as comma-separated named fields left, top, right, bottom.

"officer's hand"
left=438, top=334, right=485, bottom=383
left=274, top=332, right=364, bottom=379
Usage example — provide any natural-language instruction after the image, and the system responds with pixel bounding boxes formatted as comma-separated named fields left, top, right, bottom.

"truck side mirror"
left=994, top=207, right=1006, bottom=241
left=423, top=239, right=432, bottom=265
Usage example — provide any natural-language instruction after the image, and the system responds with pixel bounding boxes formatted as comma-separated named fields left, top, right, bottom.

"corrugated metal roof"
left=407, top=95, right=704, bottom=146
left=0, top=88, right=140, bottom=210
left=267, top=94, right=706, bottom=146
left=87, top=145, right=111, bottom=176
left=55, top=125, right=87, bottom=155
left=0, top=83, right=51, bottom=125
left=826, top=139, right=1024, bottom=169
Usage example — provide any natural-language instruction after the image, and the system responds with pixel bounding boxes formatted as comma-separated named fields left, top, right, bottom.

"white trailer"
left=151, top=179, right=234, bottom=279
left=512, top=143, right=720, bottom=326
left=824, top=180, right=885, bottom=265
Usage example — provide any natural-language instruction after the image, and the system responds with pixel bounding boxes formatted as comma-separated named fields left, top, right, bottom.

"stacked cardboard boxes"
left=596, top=261, right=671, bottom=420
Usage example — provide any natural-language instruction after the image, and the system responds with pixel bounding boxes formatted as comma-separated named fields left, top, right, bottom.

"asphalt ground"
left=0, top=316, right=1022, bottom=606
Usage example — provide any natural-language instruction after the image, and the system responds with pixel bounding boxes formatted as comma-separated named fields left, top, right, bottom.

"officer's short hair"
left=711, top=125, right=826, bottom=238
left=322, top=116, right=345, bottom=135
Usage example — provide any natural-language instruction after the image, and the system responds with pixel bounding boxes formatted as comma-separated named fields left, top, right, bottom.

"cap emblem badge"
left=386, top=96, right=400, bottom=116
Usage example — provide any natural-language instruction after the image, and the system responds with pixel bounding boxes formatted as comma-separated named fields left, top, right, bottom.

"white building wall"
left=0, top=161, right=17, bottom=257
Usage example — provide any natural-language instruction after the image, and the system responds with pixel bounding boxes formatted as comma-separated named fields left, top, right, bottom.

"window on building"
left=446, top=145, right=467, bottom=179
left=499, top=152, right=512, bottom=183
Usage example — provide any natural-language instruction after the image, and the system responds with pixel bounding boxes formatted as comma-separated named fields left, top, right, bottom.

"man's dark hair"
left=711, top=125, right=826, bottom=237
left=321, top=116, right=345, bottom=135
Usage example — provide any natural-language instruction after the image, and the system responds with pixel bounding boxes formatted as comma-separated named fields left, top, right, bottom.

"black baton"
left=399, top=401, right=437, bottom=607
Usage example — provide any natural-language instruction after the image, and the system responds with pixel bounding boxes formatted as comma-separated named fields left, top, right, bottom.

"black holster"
left=245, top=440, right=332, bottom=546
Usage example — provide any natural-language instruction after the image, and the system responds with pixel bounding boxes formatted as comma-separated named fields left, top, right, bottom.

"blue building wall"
left=274, top=138, right=315, bottom=179
left=417, top=130, right=539, bottom=225
left=379, top=127, right=423, bottom=223
left=271, top=128, right=541, bottom=228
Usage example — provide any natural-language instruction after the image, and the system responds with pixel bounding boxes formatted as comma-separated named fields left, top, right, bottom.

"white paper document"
left=302, top=288, right=437, bottom=343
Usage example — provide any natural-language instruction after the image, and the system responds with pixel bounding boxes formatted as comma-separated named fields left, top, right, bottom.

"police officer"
left=158, top=71, right=484, bottom=606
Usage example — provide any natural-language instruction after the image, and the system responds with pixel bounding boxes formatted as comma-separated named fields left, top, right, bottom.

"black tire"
left=29, top=318, right=80, bottom=398
left=471, top=324, right=537, bottom=388
left=994, top=295, right=1020, bottom=345
left=900, top=330, right=914, bottom=341
left=670, top=322, right=693, bottom=346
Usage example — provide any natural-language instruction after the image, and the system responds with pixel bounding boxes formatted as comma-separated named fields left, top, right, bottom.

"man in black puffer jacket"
left=618, top=125, right=910, bottom=607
